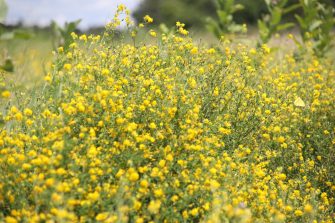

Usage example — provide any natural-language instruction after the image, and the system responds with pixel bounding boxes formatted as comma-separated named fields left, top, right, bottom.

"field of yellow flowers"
left=1, top=9, right=335, bottom=223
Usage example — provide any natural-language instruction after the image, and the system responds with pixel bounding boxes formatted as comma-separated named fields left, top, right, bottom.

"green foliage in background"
left=203, top=0, right=334, bottom=57
left=206, top=0, right=246, bottom=38
left=133, top=0, right=335, bottom=28
left=0, top=0, right=31, bottom=73
left=133, top=0, right=216, bottom=28
left=257, top=0, right=299, bottom=45
left=0, top=0, right=7, bottom=23
left=133, top=0, right=266, bottom=27
left=51, top=20, right=81, bottom=51
left=0, top=0, right=32, bottom=41
left=295, top=0, right=335, bottom=56
left=234, top=0, right=268, bottom=23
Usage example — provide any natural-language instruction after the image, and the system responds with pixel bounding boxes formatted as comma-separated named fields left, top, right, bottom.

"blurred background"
left=5, top=0, right=141, bottom=30
left=4, top=0, right=335, bottom=30
left=1, top=0, right=334, bottom=86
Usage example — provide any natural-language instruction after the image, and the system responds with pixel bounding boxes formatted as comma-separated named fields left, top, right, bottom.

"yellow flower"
left=277, top=136, right=285, bottom=143
left=219, top=127, right=231, bottom=135
left=190, top=47, right=198, bottom=54
left=148, top=200, right=161, bottom=214
left=135, top=218, right=144, bottom=223
left=190, top=208, right=199, bottom=216
left=117, top=4, right=126, bottom=12
left=210, top=180, right=221, bottom=190
left=96, top=212, right=109, bottom=221
left=44, top=74, right=52, bottom=82
left=1, top=90, right=10, bottom=98
left=304, top=204, right=313, bottom=214
left=128, top=172, right=140, bottom=182
left=149, top=30, right=157, bottom=37
left=149, top=122, right=157, bottom=129
left=154, top=188, right=164, bottom=197
left=79, top=34, right=87, bottom=42
left=262, top=133, right=271, bottom=140
left=63, top=63, right=72, bottom=71
left=140, top=179, right=149, bottom=188
left=144, top=15, right=153, bottom=23
left=87, top=191, right=100, bottom=202
left=5, top=216, right=18, bottom=223
left=23, top=108, right=33, bottom=116
left=102, top=68, right=110, bottom=76
left=294, top=210, right=303, bottom=217
left=57, top=46, right=64, bottom=53
left=133, top=200, right=142, bottom=210
left=178, top=27, right=189, bottom=35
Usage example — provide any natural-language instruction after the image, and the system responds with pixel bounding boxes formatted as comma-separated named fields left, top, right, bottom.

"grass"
left=0, top=30, right=52, bottom=87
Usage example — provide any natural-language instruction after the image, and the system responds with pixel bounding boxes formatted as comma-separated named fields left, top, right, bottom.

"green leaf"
left=304, top=0, right=311, bottom=7
left=217, top=10, right=228, bottom=23
left=215, top=0, right=222, bottom=8
left=258, top=20, right=268, bottom=32
left=206, top=17, right=222, bottom=38
left=0, top=117, right=4, bottom=127
left=0, top=0, right=8, bottom=23
left=1, top=58, right=14, bottom=72
left=279, top=0, right=289, bottom=7
left=309, top=20, right=322, bottom=31
left=265, top=0, right=271, bottom=6
left=159, top=23, right=170, bottom=34
left=276, top=22, right=295, bottom=31
left=224, top=0, right=234, bottom=11
left=66, top=19, right=81, bottom=33
left=283, top=3, right=301, bottom=14
left=258, top=20, right=269, bottom=42
left=295, top=14, right=306, bottom=29
left=270, top=7, right=282, bottom=26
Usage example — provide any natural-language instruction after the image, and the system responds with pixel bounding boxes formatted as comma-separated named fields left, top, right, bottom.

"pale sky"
left=5, top=0, right=142, bottom=29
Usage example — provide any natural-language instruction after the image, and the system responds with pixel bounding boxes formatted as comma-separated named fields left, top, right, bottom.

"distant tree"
left=132, top=0, right=216, bottom=28
left=133, top=0, right=335, bottom=28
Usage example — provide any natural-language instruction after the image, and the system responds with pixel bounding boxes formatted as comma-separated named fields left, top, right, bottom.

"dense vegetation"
left=133, top=0, right=335, bottom=27
left=1, top=6, right=335, bottom=222
left=1, top=1, right=335, bottom=222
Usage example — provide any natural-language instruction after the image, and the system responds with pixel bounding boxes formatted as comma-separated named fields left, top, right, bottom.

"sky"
left=5, top=0, right=142, bottom=29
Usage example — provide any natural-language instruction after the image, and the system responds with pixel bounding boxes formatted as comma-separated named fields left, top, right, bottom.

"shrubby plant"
left=208, top=0, right=334, bottom=57
left=0, top=5, right=335, bottom=223
left=51, top=19, right=81, bottom=52
left=257, top=0, right=299, bottom=45
left=206, top=0, right=246, bottom=39
left=295, top=0, right=335, bottom=56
